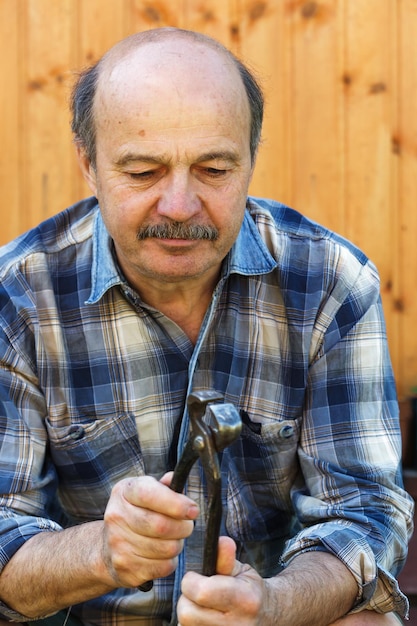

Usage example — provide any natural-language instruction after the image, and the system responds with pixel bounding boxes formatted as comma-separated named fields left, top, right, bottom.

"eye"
left=128, top=170, right=156, bottom=179
left=126, top=168, right=167, bottom=186
left=203, top=167, right=228, bottom=178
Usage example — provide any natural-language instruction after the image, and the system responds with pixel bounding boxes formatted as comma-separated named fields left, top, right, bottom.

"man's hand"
left=177, top=537, right=362, bottom=626
left=0, top=473, right=199, bottom=619
left=102, top=473, right=199, bottom=588
left=177, top=536, right=268, bottom=625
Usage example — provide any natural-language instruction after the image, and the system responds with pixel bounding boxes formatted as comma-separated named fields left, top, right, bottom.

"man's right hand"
left=102, top=474, right=199, bottom=588
left=0, top=473, right=199, bottom=620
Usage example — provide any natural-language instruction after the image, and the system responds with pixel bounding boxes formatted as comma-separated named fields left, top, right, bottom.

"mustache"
left=137, top=222, right=219, bottom=241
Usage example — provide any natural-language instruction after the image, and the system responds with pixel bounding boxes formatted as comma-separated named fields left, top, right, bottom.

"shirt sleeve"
left=280, top=258, right=415, bottom=618
left=0, top=325, right=63, bottom=619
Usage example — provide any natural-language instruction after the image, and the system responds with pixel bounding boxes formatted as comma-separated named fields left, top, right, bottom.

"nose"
left=157, top=170, right=201, bottom=222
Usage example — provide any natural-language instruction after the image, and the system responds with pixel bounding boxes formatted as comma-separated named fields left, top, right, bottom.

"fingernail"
left=187, top=504, right=199, bottom=519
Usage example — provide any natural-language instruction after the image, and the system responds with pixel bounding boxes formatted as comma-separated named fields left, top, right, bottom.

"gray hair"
left=70, top=28, right=264, bottom=167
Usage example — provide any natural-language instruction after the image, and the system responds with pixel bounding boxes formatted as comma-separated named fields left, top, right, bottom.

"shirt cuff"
left=0, top=514, right=62, bottom=621
left=280, top=522, right=409, bottom=619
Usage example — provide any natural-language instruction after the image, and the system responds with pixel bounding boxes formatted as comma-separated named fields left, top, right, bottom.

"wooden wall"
left=1, top=0, right=417, bottom=399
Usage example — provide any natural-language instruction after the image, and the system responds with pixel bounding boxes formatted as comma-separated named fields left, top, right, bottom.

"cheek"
left=97, top=182, right=145, bottom=226
left=108, top=208, right=141, bottom=240
left=215, top=209, right=246, bottom=252
left=216, top=192, right=246, bottom=229
left=98, top=196, right=138, bottom=244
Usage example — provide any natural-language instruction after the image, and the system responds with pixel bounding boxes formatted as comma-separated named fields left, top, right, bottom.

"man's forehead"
left=100, top=35, right=234, bottom=82
left=95, top=37, right=248, bottom=123
left=91, top=31, right=252, bottom=158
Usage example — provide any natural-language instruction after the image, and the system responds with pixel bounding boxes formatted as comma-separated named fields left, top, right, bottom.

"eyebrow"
left=115, top=150, right=241, bottom=168
left=115, top=153, right=162, bottom=167
left=195, top=151, right=240, bottom=164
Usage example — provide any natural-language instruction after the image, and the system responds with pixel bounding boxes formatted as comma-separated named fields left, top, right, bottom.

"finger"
left=180, top=571, right=264, bottom=622
left=121, top=476, right=199, bottom=520
left=160, top=471, right=174, bottom=487
left=181, top=570, right=241, bottom=611
left=108, top=541, right=181, bottom=587
left=129, top=530, right=185, bottom=562
left=181, top=560, right=263, bottom=615
left=103, top=516, right=186, bottom=585
left=106, top=494, right=195, bottom=542
left=177, top=591, right=224, bottom=626
left=216, top=536, right=238, bottom=576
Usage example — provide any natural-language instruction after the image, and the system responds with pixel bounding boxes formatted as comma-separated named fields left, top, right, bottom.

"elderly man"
left=0, top=27, right=413, bottom=625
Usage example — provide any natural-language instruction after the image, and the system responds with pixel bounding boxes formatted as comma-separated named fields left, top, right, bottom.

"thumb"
left=160, top=471, right=174, bottom=487
left=216, top=536, right=239, bottom=576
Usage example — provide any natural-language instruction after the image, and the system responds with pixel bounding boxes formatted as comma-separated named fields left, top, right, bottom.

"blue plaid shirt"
left=0, top=196, right=413, bottom=624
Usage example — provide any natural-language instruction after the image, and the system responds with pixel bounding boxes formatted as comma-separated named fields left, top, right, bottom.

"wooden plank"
left=388, top=2, right=401, bottom=397
left=344, top=0, right=396, bottom=264
left=343, top=0, right=400, bottom=390
left=185, top=0, right=236, bottom=45
left=238, top=0, right=293, bottom=204
left=287, top=0, right=345, bottom=234
left=0, top=0, right=20, bottom=244
left=73, top=0, right=128, bottom=201
left=397, top=0, right=417, bottom=398
left=76, top=0, right=128, bottom=66
left=129, top=0, right=186, bottom=31
left=20, top=0, right=76, bottom=232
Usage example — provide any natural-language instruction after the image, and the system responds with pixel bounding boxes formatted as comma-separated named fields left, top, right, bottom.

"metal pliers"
left=170, top=390, right=242, bottom=575
left=138, top=390, right=241, bottom=594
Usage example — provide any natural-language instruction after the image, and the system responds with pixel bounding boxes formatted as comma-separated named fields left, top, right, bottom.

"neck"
left=134, top=273, right=219, bottom=344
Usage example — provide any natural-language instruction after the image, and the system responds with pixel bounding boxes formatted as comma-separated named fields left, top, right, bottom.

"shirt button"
left=279, top=424, right=294, bottom=439
left=69, top=425, right=85, bottom=440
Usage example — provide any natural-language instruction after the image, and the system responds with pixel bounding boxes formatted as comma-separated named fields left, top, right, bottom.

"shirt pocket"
left=223, top=415, right=302, bottom=544
left=45, top=412, right=143, bottom=522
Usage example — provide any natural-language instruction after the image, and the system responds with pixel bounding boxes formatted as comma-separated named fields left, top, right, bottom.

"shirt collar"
left=87, top=199, right=278, bottom=304
left=86, top=211, right=123, bottom=304
left=225, top=202, right=278, bottom=277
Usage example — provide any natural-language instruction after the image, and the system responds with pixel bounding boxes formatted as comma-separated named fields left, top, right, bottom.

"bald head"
left=100, top=27, right=234, bottom=69
left=70, top=28, right=264, bottom=166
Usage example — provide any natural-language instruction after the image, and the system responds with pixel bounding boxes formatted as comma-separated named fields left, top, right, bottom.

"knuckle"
left=152, top=514, right=172, bottom=537
left=136, top=476, right=159, bottom=500
left=169, top=538, right=184, bottom=558
left=155, top=538, right=184, bottom=559
left=104, top=504, right=122, bottom=525
left=158, top=556, right=179, bottom=579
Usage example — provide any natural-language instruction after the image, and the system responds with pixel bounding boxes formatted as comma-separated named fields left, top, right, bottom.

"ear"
left=75, top=144, right=98, bottom=196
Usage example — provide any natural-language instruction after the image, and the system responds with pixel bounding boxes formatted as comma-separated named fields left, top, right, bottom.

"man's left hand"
left=177, top=536, right=267, bottom=625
